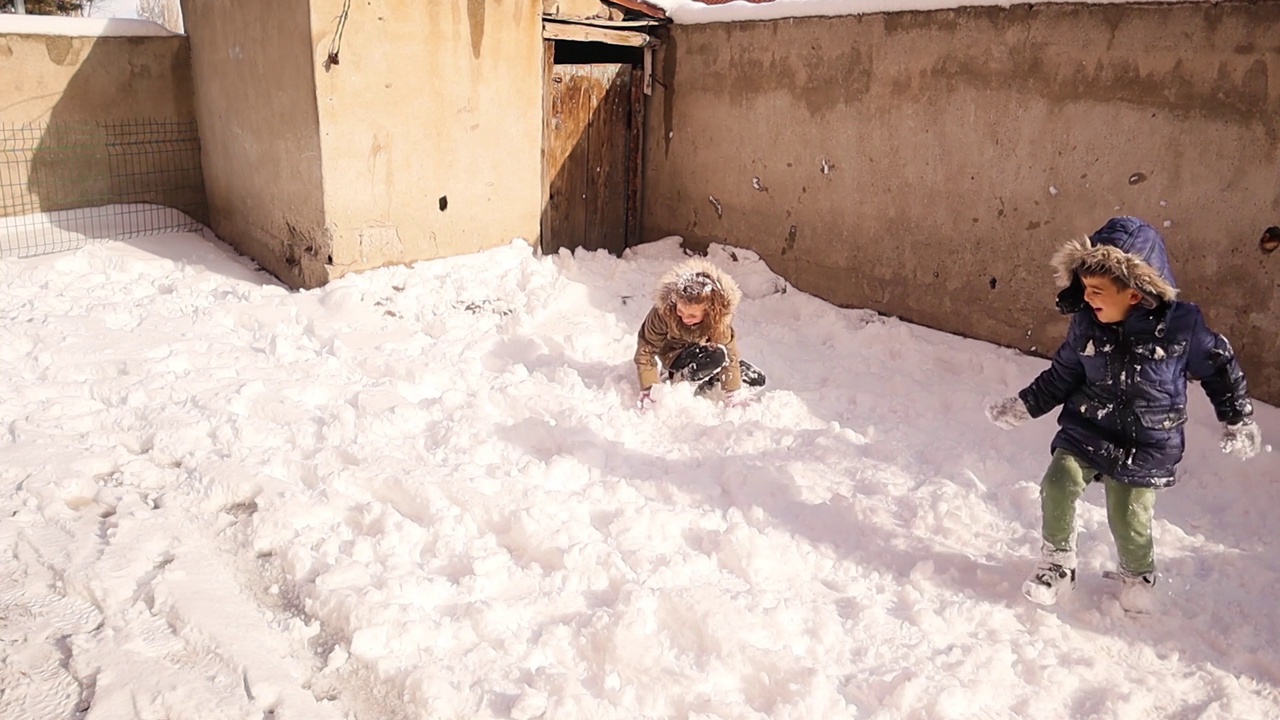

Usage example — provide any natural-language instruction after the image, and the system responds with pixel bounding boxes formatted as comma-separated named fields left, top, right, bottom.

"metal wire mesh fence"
left=0, top=119, right=207, bottom=259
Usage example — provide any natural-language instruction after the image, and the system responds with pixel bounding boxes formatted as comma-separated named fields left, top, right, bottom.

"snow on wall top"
left=0, top=14, right=175, bottom=37
left=645, top=0, right=1195, bottom=24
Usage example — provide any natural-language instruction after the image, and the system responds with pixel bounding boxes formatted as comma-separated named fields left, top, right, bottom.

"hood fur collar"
left=1051, top=235, right=1178, bottom=307
left=655, top=258, right=741, bottom=332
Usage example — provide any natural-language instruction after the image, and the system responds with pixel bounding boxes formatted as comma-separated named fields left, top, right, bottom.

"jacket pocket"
left=1133, top=405, right=1187, bottom=431
left=1133, top=340, right=1187, bottom=361
left=1134, top=340, right=1189, bottom=398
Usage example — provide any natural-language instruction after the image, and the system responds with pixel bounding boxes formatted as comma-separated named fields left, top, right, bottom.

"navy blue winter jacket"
left=1018, top=217, right=1252, bottom=488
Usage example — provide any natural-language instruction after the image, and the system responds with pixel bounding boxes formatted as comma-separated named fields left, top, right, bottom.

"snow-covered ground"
left=1, top=204, right=202, bottom=260
left=2, top=229, right=1277, bottom=719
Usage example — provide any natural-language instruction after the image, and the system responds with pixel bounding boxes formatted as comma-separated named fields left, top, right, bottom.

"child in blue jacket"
left=987, top=216, right=1261, bottom=612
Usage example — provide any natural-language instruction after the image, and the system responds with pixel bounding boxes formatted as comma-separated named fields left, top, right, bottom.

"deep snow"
left=2, top=229, right=1277, bottom=719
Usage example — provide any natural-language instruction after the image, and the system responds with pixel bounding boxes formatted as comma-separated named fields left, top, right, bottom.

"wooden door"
left=542, top=55, right=641, bottom=256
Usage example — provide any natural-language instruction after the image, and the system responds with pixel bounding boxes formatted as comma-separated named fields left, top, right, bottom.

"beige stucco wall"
left=181, top=0, right=329, bottom=287
left=0, top=33, right=192, bottom=124
left=644, top=2, right=1280, bottom=404
left=0, top=32, right=194, bottom=217
left=309, top=0, right=544, bottom=275
left=182, top=0, right=543, bottom=287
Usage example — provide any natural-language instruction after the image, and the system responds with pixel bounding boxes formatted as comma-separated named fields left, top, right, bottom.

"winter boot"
left=694, top=358, right=769, bottom=396
left=739, top=359, right=767, bottom=388
left=1022, top=560, right=1077, bottom=605
left=1104, top=570, right=1158, bottom=614
left=667, top=344, right=728, bottom=385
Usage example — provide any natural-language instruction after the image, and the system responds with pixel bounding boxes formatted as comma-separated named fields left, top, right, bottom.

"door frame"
left=539, top=21, right=656, bottom=256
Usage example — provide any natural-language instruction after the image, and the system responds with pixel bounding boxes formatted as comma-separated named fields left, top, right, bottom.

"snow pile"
left=646, top=0, right=1197, bottom=24
left=2, top=230, right=1278, bottom=719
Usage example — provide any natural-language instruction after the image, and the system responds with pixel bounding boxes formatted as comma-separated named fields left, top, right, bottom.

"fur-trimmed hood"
left=654, top=257, right=742, bottom=334
left=1051, top=216, right=1179, bottom=312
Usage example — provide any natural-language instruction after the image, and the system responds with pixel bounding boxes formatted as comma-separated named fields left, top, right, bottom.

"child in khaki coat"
left=634, top=258, right=765, bottom=407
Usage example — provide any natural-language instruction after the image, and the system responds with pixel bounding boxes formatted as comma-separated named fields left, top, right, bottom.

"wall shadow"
left=1, top=24, right=219, bottom=273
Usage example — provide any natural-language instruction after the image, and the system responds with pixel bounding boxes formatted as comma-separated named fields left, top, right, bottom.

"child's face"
left=1081, top=275, right=1142, bottom=324
left=675, top=300, right=708, bottom=326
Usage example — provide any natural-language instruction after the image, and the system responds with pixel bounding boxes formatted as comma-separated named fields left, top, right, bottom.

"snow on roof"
left=646, top=0, right=1194, bottom=24
left=0, top=14, right=175, bottom=37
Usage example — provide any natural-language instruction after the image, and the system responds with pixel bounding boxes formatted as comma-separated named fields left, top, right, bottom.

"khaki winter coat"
left=634, top=259, right=744, bottom=392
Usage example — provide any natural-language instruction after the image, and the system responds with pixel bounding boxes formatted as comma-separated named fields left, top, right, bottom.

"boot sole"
left=1021, top=580, right=1073, bottom=605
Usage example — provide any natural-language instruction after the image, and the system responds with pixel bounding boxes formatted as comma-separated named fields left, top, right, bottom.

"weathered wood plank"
left=544, top=66, right=594, bottom=255
left=542, top=21, right=651, bottom=47
left=627, top=63, right=644, bottom=249
left=540, top=41, right=556, bottom=255
left=607, top=0, right=669, bottom=20
left=545, top=17, right=666, bottom=29
left=585, top=64, right=630, bottom=256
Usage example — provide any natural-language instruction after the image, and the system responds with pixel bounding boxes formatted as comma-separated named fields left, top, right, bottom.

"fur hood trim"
left=655, top=258, right=741, bottom=333
left=1051, top=235, right=1179, bottom=306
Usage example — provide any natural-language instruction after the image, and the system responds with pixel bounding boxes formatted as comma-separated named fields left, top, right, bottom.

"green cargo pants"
left=1041, top=449, right=1157, bottom=576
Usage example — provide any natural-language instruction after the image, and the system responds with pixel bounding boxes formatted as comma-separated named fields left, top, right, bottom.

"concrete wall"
left=182, top=0, right=543, bottom=287
left=0, top=33, right=192, bottom=124
left=309, top=0, right=544, bottom=274
left=644, top=2, right=1280, bottom=404
left=0, top=32, right=194, bottom=217
left=181, top=0, right=329, bottom=287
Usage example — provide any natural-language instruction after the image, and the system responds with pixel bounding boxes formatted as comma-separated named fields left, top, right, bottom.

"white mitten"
left=986, top=396, right=1031, bottom=430
left=1220, top=420, right=1261, bottom=460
